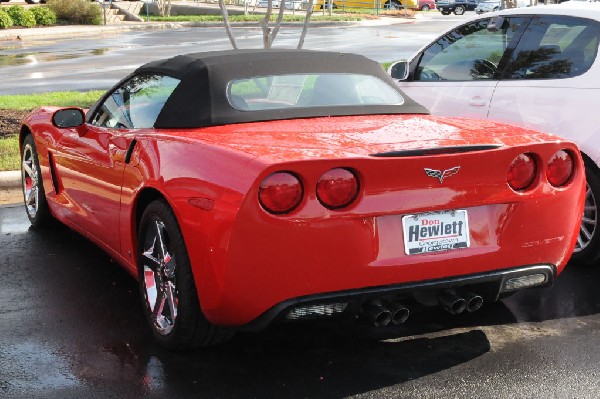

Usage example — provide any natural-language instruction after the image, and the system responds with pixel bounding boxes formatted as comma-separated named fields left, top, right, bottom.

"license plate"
left=402, top=210, right=470, bottom=255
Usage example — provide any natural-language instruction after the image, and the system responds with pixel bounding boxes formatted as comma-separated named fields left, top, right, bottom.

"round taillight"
left=507, top=153, right=537, bottom=191
left=547, top=150, right=574, bottom=187
left=317, top=168, right=359, bottom=210
left=259, top=172, right=303, bottom=214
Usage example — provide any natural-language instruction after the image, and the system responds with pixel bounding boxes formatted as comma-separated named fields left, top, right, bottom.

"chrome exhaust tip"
left=438, top=290, right=467, bottom=315
left=363, top=302, right=393, bottom=327
left=388, top=302, right=410, bottom=325
left=464, top=292, right=484, bottom=313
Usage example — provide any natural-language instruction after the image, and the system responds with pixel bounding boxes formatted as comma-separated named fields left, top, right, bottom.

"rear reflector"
left=502, top=274, right=547, bottom=292
left=285, top=303, right=348, bottom=320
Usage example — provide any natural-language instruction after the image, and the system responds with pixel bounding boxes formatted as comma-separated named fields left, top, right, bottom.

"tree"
left=260, top=0, right=286, bottom=49
left=219, top=0, right=239, bottom=49
left=298, top=0, right=316, bottom=49
left=218, top=0, right=317, bottom=50
left=156, top=0, right=173, bottom=17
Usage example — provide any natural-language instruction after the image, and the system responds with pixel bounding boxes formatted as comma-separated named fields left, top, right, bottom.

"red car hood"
left=175, top=115, right=557, bottom=162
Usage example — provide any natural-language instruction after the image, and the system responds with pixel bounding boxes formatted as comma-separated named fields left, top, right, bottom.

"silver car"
left=475, top=0, right=500, bottom=13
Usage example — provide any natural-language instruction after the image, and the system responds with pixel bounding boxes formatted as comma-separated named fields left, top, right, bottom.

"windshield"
left=227, top=73, right=405, bottom=111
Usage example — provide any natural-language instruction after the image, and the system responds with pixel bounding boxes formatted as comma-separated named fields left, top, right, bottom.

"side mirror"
left=388, top=61, right=410, bottom=81
left=52, top=108, right=85, bottom=128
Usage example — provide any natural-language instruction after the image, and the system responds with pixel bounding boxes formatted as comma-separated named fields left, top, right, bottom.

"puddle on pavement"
left=0, top=48, right=109, bottom=67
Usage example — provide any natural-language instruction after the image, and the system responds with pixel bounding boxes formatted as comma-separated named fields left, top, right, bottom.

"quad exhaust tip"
left=363, top=300, right=410, bottom=327
left=439, top=290, right=484, bottom=315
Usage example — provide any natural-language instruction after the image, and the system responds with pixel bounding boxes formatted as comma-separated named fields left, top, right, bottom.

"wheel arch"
left=133, top=186, right=171, bottom=240
left=19, top=125, right=33, bottom=153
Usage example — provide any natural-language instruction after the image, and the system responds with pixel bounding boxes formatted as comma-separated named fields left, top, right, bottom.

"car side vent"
left=125, top=139, right=137, bottom=164
left=370, top=145, right=502, bottom=158
left=48, top=152, right=60, bottom=195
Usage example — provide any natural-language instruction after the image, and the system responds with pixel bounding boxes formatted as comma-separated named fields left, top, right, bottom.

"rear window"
left=227, top=73, right=404, bottom=111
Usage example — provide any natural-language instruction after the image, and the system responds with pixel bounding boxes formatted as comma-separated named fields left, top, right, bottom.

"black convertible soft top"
left=88, top=49, right=428, bottom=128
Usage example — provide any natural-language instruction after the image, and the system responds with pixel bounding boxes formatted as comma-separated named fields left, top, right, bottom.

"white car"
left=257, top=0, right=282, bottom=7
left=390, top=3, right=600, bottom=264
left=284, top=0, right=306, bottom=9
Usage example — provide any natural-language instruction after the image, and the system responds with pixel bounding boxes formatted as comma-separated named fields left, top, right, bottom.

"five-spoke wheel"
left=138, top=200, right=233, bottom=349
left=21, top=135, right=52, bottom=227
left=140, top=218, right=179, bottom=336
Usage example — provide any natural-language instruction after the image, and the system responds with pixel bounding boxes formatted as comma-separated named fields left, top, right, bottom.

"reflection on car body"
left=20, top=49, right=584, bottom=349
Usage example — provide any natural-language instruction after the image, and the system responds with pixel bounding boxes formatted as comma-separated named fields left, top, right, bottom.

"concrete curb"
left=0, top=171, right=20, bottom=189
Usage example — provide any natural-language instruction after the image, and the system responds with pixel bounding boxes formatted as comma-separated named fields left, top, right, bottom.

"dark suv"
left=436, top=0, right=480, bottom=14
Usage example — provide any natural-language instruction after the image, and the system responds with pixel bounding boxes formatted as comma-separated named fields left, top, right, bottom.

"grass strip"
left=148, top=14, right=370, bottom=22
left=0, top=90, right=104, bottom=111
left=0, top=135, right=19, bottom=172
left=0, top=90, right=103, bottom=171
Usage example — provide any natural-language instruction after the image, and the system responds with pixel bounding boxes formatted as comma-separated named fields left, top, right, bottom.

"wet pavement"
left=0, top=15, right=468, bottom=95
left=1, top=202, right=600, bottom=398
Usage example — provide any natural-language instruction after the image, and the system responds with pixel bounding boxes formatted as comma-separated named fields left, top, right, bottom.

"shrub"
left=30, top=6, right=57, bottom=26
left=6, top=6, right=36, bottom=28
left=46, top=0, right=102, bottom=25
left=0, top=9, right=13, bottom=30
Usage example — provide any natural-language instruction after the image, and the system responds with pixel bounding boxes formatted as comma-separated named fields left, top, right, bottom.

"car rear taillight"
left=547, top=150, right=574, bottom=187
left=317, top=168, right=359, bottom=209
left=507, top=153, right=537, bottom=191
left=259, top=172, right=303, bottom=214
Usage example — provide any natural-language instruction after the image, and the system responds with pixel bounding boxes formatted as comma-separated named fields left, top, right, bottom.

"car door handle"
left=468, top=97, right=487, bottom=107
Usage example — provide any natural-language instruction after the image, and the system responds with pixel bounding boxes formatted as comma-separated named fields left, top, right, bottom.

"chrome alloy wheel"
left=575, top=181, right=597, bottom=253
left=141, top=220, right=178, bottom=335
left=22, top=142, right=40, bottom=220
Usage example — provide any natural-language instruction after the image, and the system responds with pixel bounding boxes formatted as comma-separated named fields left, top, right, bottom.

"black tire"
left=138, top=199, right=234, bottom=349
left=21, top=135, right=53, bottom=228
left=453, top=5, right=465, bottom=14
left=571, top=162, right=600, bottom=266
left=421, top=4, right=430, bottom=10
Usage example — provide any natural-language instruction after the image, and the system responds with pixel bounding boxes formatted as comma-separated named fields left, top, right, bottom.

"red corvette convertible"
left=20, top=50, right=584, bottom=349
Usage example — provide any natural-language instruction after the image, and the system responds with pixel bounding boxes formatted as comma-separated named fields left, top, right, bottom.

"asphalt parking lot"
left=1, top=202, right=600, bottom=398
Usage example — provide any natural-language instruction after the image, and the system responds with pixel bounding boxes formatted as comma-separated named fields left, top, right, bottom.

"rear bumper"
left=239, top=264, right=555, bottom=331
